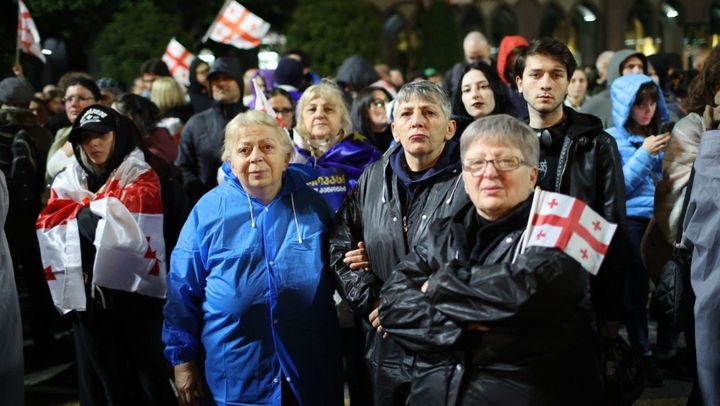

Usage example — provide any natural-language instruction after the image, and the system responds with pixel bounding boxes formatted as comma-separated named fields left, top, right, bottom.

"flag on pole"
left=17, top=0, right=46, bottom=63
left=522, top=188, right=617, bottom=275
left=202, top=0, right=270, bottom=49
left=162, top=38, right=195, bottom=86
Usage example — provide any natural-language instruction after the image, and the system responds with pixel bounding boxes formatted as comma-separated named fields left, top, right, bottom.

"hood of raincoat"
left=610, top=73, right=669, bottom=138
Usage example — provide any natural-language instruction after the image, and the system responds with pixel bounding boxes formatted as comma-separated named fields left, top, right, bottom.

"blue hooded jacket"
left=606, top=74, right=669, bottom=218
left=162, top=163, right=343, bottom=406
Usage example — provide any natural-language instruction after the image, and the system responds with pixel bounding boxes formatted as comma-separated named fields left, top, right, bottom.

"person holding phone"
left=607, top=73, right=670, bottom=387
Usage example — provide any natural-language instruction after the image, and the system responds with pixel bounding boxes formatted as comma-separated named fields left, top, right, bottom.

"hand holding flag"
left=521, top=188, right=617, bottom=275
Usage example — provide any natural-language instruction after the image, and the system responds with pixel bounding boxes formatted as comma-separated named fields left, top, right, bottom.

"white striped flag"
left=202, top=0, right=270, bottom=49
left=162, top=38, right=195, bottom=86
left=521, top=188, right=617, bottom=275
left=17, top=0, right=46, bottom=63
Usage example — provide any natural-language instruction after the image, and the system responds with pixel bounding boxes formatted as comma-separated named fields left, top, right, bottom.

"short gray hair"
left=394, top=80, right=451, bottom=120
left=222, top=110, right=294, bottom=161
left=460, top=114, right=539, bottom=166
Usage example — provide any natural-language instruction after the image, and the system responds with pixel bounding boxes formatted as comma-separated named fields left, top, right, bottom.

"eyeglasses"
left=63, top=96, right=95, bottom=104
left=462, top=156, right=530, bottom=176
left=275, top=108, right=293, bottom=115
left=371, top=99, right=387, bottom=109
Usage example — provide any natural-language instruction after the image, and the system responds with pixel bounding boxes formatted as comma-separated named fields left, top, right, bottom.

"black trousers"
left=72, top=290, right=176, bottom=406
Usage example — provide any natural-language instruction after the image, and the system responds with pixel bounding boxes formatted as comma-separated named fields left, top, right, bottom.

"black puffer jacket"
left=379, top=197, right=604, bottom=405
left=329, top=140, right=468, bottom=405
left=553, top=106, right=628, bottom=321
left=176, top=100, right=246, bottom=204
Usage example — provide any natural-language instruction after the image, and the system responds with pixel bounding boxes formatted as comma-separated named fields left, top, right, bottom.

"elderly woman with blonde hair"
left=293, top=80, right=380, bottom=211
left=163, top=110, right=343, bottom=406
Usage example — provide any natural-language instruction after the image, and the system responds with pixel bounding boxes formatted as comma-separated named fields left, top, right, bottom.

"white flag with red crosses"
left=17, top=0, right=46, bottom=63
left=203, top=0, right=270, bottom=49
left=162, top=38, right=195, bottom=86
left=522, top=188, right=617, bottom=275
left=252, top=77, right=287, bottom=129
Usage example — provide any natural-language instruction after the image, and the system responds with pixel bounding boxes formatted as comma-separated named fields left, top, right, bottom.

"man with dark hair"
left=330, top=81, right=467, bottom=405
left=176, top=56, right=247, bottom=204
left=139, top=58, right=171, bottom=98
left=514, top=38, right=629, bottom=376
left=581, top=50, right=648, bottom=127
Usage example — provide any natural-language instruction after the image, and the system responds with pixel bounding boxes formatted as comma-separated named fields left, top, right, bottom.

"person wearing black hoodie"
left=187, top=59, right=212, bottom=114
left=176, top=56, right=247, bottom=204
left=330, top=81, right=468, bottom=406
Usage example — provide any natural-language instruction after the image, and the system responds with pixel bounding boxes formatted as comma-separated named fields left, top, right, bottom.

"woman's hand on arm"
left=174, top=361, right=203, bottom=406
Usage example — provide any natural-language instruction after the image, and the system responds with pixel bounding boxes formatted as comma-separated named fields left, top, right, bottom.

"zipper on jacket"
left=555, top=137, right=573, bottom=192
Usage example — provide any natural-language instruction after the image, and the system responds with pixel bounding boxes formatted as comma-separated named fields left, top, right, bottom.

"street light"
left=662, top=3, right=679, bottom=19
left=577, top=5, right=597, bottom=23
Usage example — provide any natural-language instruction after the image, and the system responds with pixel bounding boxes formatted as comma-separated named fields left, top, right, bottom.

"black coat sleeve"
left=329, top=181, right=382, bottom=318
left=425, top=248, right=589, bottom=326
left=377, top=242, right=463, bottom=353
left=175, top=116, right=204, bottom=203
left=592, top=134, right=629, bottom=321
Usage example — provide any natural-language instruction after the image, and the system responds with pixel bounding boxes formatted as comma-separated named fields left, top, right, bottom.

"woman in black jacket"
left=372, top=114, right=603, bottom=405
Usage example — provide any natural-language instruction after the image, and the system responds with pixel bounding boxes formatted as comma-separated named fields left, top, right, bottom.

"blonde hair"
left=222, top=110, right=294, bottom=161
left=150, top=77, right=187, bottom=114
left=295, top=80, right=352, bottom=141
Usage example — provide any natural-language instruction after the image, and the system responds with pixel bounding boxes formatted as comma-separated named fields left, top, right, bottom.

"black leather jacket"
left=329, top=141, right=468, bottom=405
left=378, top=197, right=603, bottom=405
left=551, top=106, right=628, bottom=321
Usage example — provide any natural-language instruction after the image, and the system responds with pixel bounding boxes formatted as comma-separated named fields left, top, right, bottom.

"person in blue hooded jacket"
left=607, top=73, right=671, bottom=387
left=162, top=110, right=343, bottom=406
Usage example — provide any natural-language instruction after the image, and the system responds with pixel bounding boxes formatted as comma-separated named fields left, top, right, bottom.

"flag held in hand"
left=17, top=0, right=46, bottom=63
left=522, top=188, right=617, bottom=275
left=162, top=38, right=195, bottom=86
left=203, top=0, right=270, bottom=49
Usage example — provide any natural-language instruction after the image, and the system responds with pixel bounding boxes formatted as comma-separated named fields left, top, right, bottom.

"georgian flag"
left=17, top=0, right=46, bottom=63
left=521, top=188, right=617, bottom=275
left=36, top=150, right=166, bottom=314
left=202, top=0, right=270, bottom=49
left=162, top=38, right=195, bottom=86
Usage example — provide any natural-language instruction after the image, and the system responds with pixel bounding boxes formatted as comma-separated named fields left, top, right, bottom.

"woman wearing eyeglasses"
left=350, top=86, right=394, bottom=152
left=372, top=114, right=602, bottom=405
left=46, top=77, right=101, bottom=179
left=268, top=87, right=296, bottom=130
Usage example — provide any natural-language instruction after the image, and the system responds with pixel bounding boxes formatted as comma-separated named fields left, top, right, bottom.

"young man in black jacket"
left=514, top=38, right=629, bottom=361
left=330, top=81, right=468, bottom=405
left=176, top=57, right=247, bottom=204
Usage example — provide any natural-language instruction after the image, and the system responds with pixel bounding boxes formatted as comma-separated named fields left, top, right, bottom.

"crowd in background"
left=0, top=30, right=719, bottom=406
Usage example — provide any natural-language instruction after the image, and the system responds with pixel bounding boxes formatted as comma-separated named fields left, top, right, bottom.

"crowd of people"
left=0, top=30, right=719, bottom=406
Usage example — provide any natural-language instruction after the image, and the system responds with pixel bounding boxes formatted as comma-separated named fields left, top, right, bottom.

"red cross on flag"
left=203, top=0, right=270, bottom=49
left=162, top=38, right=195, bottom=86
left=521, top=188, right=617, bottom=275
left=17, top=0, right=46, bottom=63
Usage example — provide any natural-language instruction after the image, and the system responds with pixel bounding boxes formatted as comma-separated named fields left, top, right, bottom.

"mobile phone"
left=659, top=121, right=675, bottom=134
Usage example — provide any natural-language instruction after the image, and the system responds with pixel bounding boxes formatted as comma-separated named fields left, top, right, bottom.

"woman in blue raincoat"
left=607, top=73, right=670, bottom=387
left=162, top=110, right=343, bottom=406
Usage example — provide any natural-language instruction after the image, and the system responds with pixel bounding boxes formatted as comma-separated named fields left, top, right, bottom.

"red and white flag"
left=203, top=0, right=270, bottom=49
left=521, top=188, right=617, bottom=275
left=17, top=0, right=46, bottom=63
left=162, top=38, right=195, bottom=86
left=36, top=150, right=166, bottom=314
